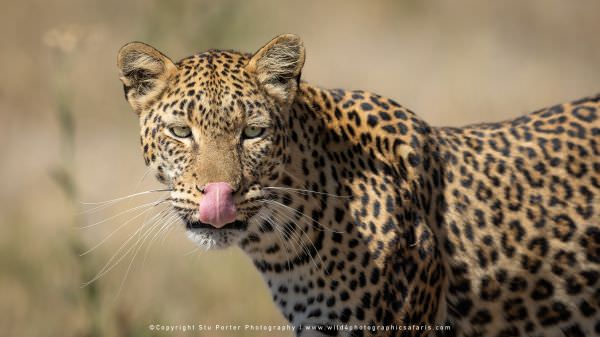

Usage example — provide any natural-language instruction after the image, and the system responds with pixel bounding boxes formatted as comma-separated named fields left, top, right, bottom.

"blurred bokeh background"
left=1, top=1, right=600, bottom=336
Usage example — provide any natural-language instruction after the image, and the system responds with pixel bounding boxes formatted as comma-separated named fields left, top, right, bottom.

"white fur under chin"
left=185, top=230, right=218, bottom=250
left=185, top=228, right=242, bottom=250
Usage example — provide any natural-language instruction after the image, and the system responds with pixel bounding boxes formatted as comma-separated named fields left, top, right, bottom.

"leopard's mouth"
left=185, top=219, right=248, bottom=231
left=172, top=198, right=262, bottom=250
left=183, top=218, right=249, bottom=249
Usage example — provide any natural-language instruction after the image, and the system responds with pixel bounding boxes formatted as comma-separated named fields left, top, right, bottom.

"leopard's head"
left=117, top=34, right=305, bottom=248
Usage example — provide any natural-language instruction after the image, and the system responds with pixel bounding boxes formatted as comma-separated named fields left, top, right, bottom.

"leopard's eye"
left=242, top=126, right=265, bottom=139
left=169, top=125, right=192, bottom=138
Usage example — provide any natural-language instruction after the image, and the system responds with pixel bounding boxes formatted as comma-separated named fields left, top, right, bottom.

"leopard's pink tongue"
left=198, top=182, right=237, bottom=228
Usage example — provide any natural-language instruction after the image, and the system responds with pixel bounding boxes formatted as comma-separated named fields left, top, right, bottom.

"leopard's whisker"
left=261, top=195, right=344, bottom=234
left=278, top=171, right=354, bottom=199
left=132, top=167, right=157, bottom=194
left=82, top=205, right=169, bottom=286
left=273, top=205, right=325, bottom=272
left=262, top=201, right=324, bottom=271
left=263, top=186, right=352, bottom=199
left=141, top=212, right=180, bottom=267
left=81, top=188, right=172, bottom=206
left=254, top=208, right=293, bottom=272
left=183, top=246, right=202, bottom=257
left=79, top=205, right=168, bottom=256
left=79, top=199, right=168, bottom=229
left=159, top=224, right=176, bottom=245
left=82, top=224, right=147, bottom=286
left=261, top=205, right=312, bottom=270
left=114, top=212, right=172, bottom=299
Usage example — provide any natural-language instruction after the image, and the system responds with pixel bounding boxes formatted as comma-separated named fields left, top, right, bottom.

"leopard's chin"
left=184, top=220, right=248, bottom=249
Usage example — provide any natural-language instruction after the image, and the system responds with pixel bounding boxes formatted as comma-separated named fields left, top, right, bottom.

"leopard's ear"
left=117, top=42, right=176, bottom=113
left=246, top=34, right=305, bottom=103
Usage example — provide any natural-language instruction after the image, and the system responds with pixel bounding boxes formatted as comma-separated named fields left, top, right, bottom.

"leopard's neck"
left=238, top=83, right=448, bottom=327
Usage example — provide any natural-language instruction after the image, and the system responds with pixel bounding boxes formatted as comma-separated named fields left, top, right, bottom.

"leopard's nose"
left=198, top=182, right=237, bottom=228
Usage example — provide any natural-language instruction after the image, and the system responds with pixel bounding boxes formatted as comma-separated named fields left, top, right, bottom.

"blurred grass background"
left=1, top=1, right=600, bottom=336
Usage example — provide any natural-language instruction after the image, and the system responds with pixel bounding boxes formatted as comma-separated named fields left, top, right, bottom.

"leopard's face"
left=118, top=36, right=304, bottom=248
left=140, top=58, right=288, bottom=248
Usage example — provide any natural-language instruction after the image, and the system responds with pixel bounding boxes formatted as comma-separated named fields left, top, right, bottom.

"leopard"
left=116, top=34, right=600, bottom=336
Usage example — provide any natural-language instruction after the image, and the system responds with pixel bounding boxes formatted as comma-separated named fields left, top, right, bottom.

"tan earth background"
left=2, top=1, right=600, bottom=336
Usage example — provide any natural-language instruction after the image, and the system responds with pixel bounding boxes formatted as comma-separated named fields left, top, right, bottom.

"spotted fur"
left=116, top=34, right=600, bottom=336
